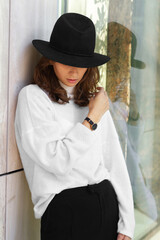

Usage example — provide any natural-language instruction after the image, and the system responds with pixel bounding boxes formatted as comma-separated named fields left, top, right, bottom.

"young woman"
left=14, top=13, right=135, bottom=240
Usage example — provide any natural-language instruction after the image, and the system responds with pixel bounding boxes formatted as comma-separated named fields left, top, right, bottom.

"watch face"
left=92, top=123, right=97, bottom=130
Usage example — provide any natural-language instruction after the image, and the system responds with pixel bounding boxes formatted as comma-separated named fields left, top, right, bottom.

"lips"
left=67, top=79, right=77, bottom=83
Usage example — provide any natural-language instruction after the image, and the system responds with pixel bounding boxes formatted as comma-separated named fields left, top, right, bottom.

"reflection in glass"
left=107, top=20, right=159, bottom=239
left=60, top=0, right=160, bottom=239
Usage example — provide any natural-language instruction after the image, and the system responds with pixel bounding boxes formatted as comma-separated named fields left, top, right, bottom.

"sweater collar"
left=58, top=80, right=75, bottom=96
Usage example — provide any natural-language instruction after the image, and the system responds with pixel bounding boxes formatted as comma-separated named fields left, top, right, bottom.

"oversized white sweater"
left=14, top=82, right=135, bottom=239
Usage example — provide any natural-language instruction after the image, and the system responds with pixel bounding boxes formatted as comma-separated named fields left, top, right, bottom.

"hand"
left=88, top=87, right=109, bottom=122
left=117, top=233, right=131, bottom=240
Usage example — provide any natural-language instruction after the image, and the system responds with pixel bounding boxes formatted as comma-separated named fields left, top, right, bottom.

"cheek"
left=54, top=66, right=66, bottom=79
left=80, top=69, right=87, bottom=78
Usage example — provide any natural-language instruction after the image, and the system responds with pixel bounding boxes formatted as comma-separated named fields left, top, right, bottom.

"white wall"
left=0, top=1, right=58, bottom=239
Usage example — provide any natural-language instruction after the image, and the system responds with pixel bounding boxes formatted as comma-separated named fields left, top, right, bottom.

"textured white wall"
left=0, top=1, right=58, bottom=239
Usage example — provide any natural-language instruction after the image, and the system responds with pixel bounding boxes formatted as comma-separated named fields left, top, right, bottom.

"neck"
left=58, top=80, right=75, bottom=95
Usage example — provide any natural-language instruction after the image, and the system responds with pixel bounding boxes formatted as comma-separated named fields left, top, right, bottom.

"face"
left=49, top=60, right=88, bottom=87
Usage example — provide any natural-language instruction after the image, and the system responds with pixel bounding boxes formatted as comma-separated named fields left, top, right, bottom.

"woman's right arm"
left=14, top=85, right=97, bottom=177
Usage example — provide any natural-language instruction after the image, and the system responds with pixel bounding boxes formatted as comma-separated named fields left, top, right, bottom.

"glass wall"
left=59, top=1, right=160, bottom=239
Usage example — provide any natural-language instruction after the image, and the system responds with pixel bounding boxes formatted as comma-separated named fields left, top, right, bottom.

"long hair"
left=31, top=56, right=100, bottom=107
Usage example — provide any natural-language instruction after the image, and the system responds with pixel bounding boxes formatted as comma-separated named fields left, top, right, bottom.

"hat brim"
left=32, top=40, right=110, bottom=68
left=131, top=59, right=146, bottom=69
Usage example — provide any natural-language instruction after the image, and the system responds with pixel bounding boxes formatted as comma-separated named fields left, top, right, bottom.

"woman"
left=14, top=13, right=135, bottom=240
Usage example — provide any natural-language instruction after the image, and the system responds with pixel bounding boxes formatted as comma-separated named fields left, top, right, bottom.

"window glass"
left=60, top=1, right=160, bottom=239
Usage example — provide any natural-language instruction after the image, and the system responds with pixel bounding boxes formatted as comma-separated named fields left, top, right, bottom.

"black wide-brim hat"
left=32, top=13, right=110, bottom=68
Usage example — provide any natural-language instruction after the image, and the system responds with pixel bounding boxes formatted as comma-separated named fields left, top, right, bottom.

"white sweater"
left=14, top=82, right=135, bottom=239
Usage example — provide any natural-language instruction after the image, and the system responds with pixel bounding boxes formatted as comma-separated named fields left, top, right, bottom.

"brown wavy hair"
left=31, top=56, right=100, bottom=107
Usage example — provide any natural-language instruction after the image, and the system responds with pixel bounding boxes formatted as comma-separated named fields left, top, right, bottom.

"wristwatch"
left=84, top=117, right=98, bottom=130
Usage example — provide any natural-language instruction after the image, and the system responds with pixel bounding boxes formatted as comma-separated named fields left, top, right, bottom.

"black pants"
left=41, top=179, right=119, bottom=240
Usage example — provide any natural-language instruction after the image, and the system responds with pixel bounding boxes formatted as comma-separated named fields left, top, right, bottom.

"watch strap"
left=85, top=117, right=94, bottom=125
left=84, top=117, right=98, bottom=130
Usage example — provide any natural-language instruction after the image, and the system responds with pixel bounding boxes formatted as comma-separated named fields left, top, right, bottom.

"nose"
left=69, top=66, right=78, bottom=74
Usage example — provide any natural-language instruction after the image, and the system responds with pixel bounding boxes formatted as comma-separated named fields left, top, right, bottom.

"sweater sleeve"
left=14, top=85, right=96, bottom=176
left=102, top=110, right=135, bottom=239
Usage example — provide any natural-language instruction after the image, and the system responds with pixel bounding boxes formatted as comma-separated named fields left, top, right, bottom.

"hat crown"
left=49, top=13, right=96, bottom=57
left=32, top=13, right=110, bottom=67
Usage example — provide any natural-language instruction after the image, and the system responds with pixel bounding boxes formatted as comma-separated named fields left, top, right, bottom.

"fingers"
left=117, top=233, right=125, bottom=240
left=96, top=86, right=108, bottom=95
left=124, top=236, right=131, bottom=240
left=96, top=86, right=103, bottom=89
left=96, top=86, right=104, bottom=92
left=117, top=233, right=131, bottom=240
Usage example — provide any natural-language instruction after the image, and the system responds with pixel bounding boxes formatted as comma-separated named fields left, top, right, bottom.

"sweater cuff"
left=66, top=122, right=97, bottom=144
left=117, top=215, right=135, bottom=239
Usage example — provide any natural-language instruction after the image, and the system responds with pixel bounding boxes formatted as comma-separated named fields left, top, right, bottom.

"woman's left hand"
left=117, top=233, right=131, bottom=240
